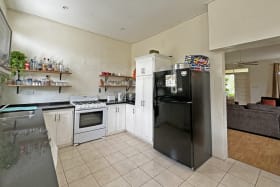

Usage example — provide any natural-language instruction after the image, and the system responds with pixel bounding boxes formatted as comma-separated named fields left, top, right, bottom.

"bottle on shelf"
left=42, top=57, right=47, bottom=71
left=47, top=58, right=53, bottom=71
left=37, top=57, right=43, bottom=71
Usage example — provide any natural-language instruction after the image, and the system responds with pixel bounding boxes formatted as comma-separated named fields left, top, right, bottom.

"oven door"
left=74, top=108, right=107, bottom=134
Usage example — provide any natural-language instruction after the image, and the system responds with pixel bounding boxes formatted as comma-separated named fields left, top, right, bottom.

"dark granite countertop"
left=37, top=102, right=74, bottom=111
left=1, top=101, right=74, bottom=111
left=0, top=109, right=58, bottom=187
left=99, top=99, right=135, bottom=105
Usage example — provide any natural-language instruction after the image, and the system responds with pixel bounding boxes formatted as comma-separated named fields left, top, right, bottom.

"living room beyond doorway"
left=225, top=44, right=280, bottom=176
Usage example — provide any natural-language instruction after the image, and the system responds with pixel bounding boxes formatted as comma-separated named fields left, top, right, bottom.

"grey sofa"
left=227, top=104, right=280, bottom=139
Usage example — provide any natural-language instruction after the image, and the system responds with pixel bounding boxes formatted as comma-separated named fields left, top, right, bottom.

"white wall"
left=226, top=44, right=280, bottom=64
left=249, top=62, right=273, bottom=103
left=132, top=13, right=228, bottom=159
left=0, top=0, right=6, bottom=15
left=2, top=10, right=131, bottom=104
left=208, top=0, right=280, bottom=50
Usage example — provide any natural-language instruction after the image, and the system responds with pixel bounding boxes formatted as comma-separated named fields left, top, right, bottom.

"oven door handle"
left=75, top=108, right=106, bottom=114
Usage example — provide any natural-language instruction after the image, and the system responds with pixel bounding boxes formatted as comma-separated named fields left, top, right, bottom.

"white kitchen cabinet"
left=56, top=110, right=74, bottom=146
left=107, top=105, right=117, bottom=135
left=135, top=54, right=172, bottom=77
left=106, top=104, right=126, bottom=135
left=43, top=108, right=74, bottom=147
left=136, top=57, right=153, bottom=76
left=125, top=104, right=135, bottom=134
left=135, top=54, right=171, bottom=144
left=135, top=76, right=154, bottom=143
left=43, top=112, right=58, bottom=168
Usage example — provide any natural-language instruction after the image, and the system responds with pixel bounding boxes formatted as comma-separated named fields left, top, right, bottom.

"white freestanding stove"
left=70, top=96, right=107, bottom=144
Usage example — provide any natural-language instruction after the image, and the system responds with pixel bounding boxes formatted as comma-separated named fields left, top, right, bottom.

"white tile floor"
left=56, top=132, right=280, bottom=187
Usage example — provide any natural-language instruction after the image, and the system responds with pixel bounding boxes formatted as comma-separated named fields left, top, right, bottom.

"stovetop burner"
left=70, top=96, right=106, bottom=110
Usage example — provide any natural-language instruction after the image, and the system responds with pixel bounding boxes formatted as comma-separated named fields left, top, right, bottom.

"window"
left=225, top=68, right=249, bottom=74
left=225, top=74, right=235, bottom=99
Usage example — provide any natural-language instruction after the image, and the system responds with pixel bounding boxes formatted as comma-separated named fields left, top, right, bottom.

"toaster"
left=107, top=95, right=116, bottom=102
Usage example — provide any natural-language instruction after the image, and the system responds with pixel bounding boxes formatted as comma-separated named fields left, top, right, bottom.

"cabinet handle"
left=133, top=108, right=135, bottom=114
left=54, top=114, right=56, bottom=122
left=116, top=107, right=117, bottom=113
left=118, top=107, right=119, bottom=112
left=59, top=114, right=61, bottom=121
left=143, top=100, right=145, bottom=107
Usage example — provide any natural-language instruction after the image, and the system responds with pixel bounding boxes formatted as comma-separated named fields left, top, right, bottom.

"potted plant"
left=10, top=51, right=27, bottom=84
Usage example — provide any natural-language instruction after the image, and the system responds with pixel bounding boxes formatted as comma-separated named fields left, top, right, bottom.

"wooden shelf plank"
left=9, top=69, right=72, bottom=74
left=99, top=85, right=135, bottom=88
left=6, top=84, right=72, bottom=87
left=99, top=75, right=133, bottom=79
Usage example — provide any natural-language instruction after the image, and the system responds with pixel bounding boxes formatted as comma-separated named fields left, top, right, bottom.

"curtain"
left=272, top=63, right=280, bottom=98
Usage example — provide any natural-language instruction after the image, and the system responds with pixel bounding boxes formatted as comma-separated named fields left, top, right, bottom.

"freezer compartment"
left=154, top=69, right=192, bottom=101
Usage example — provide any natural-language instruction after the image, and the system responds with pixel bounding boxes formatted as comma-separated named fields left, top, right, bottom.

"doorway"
left=225, top=44, right=280, bottom=176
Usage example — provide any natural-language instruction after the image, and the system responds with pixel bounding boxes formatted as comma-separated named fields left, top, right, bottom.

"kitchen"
left=1, top=0, right=280, bottom=187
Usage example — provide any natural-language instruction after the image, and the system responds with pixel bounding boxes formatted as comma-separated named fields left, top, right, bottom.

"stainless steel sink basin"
left=0, top=110, right=35, bottom=121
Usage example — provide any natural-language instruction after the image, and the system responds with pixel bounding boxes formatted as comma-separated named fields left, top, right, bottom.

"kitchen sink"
left=0, top=110, right=36, bottom=121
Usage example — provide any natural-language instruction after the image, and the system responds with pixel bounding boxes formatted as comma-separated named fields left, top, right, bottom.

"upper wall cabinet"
left=135, top=54, right=172, bottom=77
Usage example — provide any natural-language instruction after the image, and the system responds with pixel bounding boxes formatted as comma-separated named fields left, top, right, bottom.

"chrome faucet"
left=0, top=104, right=9, bottom=111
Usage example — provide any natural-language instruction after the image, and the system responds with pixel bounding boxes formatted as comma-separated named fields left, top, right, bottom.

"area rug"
left=228, top=129, right=280, bottom=176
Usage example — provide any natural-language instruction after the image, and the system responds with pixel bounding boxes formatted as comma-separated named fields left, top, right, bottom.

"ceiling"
left=5, top=0, right=209, bottom=43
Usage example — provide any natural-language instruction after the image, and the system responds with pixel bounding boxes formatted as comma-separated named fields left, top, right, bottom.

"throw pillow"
left=262, top=99, right=276, bottom=106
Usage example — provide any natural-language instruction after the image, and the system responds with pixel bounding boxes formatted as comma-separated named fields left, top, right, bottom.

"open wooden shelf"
left=99, top=85, right=128, bottom=87
left=8, top=68, right=72, bottom=74
left=99, top=85, right=135, bottom=91
left=21, top=69, right=72, bottom=74
left=99, top=75, right=133, bottom=79
left=7, top=84, right=72, bottom=87
left=8, top=69, right=72, bottom=94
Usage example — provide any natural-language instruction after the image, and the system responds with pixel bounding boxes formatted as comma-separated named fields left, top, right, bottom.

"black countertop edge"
left=0, top=101, right=75, bottom=111
left=99, top=99, right=135, bottom=105
left=40, top=104, right=75, bottom=111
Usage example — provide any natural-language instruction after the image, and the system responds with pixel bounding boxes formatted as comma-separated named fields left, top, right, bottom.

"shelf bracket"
left=126, top=86, right=130, bottom=92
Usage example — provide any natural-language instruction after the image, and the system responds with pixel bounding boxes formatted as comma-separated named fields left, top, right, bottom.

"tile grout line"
left=83, top=145, right=121, bottom=187
left=215, top=158, right=236, bottom=186
left=254, top=169, right=261, bottom=186
left=66, top=145, right=93, bottom=186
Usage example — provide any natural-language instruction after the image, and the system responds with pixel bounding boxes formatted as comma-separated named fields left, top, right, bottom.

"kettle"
left=117, top=92, right=123, bottom=102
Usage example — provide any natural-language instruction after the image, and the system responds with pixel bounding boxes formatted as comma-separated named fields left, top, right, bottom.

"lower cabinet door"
left=118, top=104, right=126, bottom=131
left=135, top=106, right=144, bottom=138
left=107, top=105, right=117, bottom=135
left=125, top=104, right=135, bottom=134
left=56, top=109, right=74, bottom=147
left=43, top=111, right=57, bottom=143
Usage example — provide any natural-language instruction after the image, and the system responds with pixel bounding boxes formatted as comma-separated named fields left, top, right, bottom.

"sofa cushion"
left=227, top=104, right=245, bottom=110
left=247, top=103, right=280, bottom=113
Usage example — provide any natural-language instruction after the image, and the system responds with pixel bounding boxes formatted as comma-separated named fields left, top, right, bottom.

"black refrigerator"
left=153, top=68, right=211, bottom=169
